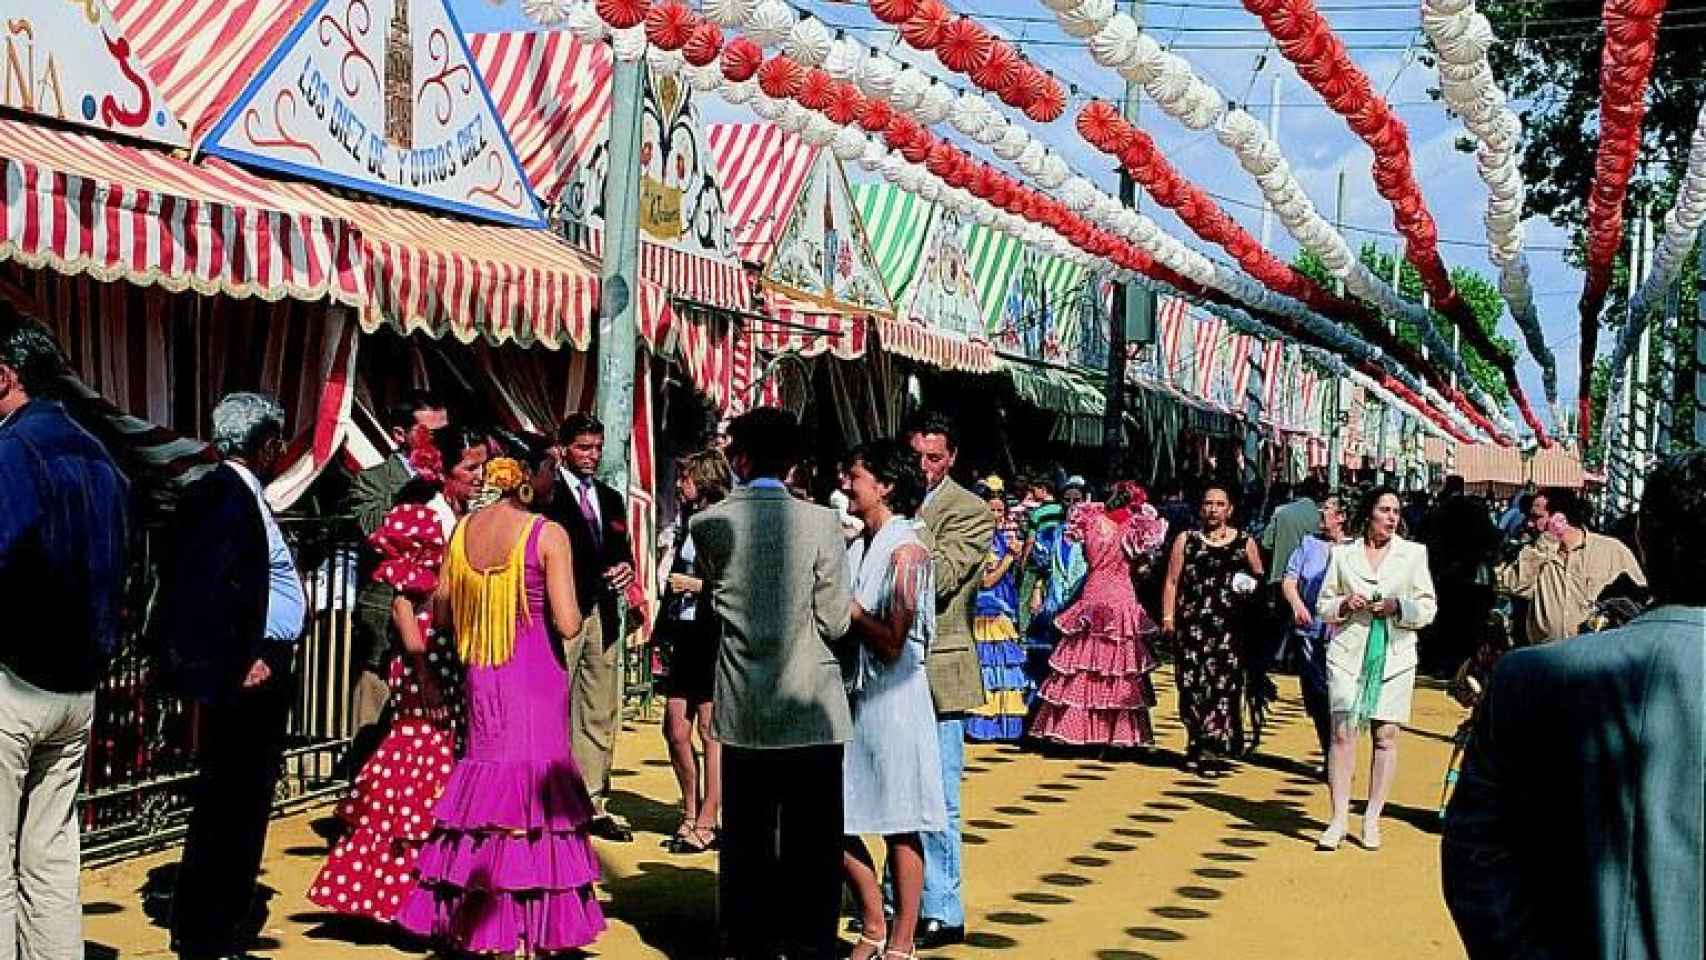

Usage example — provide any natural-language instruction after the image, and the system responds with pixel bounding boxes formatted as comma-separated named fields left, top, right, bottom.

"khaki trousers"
left=562, top=606, right=622, bottom=815
left=0, top=668, right=95, bottom=960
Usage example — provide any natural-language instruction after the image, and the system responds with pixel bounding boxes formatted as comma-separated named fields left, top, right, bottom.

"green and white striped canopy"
left=852, top=183, right=936, bottom=309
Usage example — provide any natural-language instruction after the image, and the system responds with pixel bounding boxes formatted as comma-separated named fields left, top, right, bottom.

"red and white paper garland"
left=1576, top=0, right=1669, bottom=448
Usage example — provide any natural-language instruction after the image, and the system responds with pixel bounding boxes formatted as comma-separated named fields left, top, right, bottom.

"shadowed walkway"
left=81, top=669, right=1467, bottom=959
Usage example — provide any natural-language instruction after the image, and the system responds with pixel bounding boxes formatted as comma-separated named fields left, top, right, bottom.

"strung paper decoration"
left=1575, top=0, right=1667, bottom=448
left=785, top=15, right=832, bottom=67
left=936, top=17, right=992, bottom=73
left=900, top=0, right=952, bottom=50
left=722, top=37, right=764, bottom=82
left=871, top=0, right=921, bottom=25
left=645, top=2, right=695, bottom=50
left=744, top=0, right=796, bottom=47
left=757, top=54, right=805, bottom=98
left=684, top=20, right=725, bottom=66
left=596, top=0, right=649, bottom=30
left=703, top=0, right=753, bottom=28
left=521, top=0, right=577, bottom=25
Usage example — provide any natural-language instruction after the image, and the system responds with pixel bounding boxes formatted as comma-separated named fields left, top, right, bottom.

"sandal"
left=883, top=948, right=917, bottom=960
left=667, top=824, right=719, bottom=854
left=662, top=818, right=693, bottom=849
left=850, top=932, right=886, bottom=960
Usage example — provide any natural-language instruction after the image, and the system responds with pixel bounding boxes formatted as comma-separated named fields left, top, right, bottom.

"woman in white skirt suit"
left=1315, top=487, right=1437, bottom=851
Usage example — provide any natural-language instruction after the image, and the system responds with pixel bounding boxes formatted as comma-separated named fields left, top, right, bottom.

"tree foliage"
left=1292, top=245, right=1514, bottom=405
left=1471, top=0, right=1705, bottom=233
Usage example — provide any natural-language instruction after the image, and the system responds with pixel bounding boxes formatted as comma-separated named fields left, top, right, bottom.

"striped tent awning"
left=110, top=0, right=313, bottom=143
left=709, top=124, right=820, bottom=267
left=1437, top=440, right=1585, bottom=488
left=854, top=183, right=936, bottom=309
left=1, top=117, right=602, bottom=351
left=755, top=291, right=868, bottom=360
left=470, top=31, right=751, bottom=316
left=966, top=225, right=1026, bottom=332
left=1006, top=362, right=1105, bottom=418
left=874, top=316, right=999, bottom=374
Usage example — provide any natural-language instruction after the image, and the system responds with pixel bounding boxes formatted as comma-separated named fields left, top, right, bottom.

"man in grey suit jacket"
left=905, top=411, right=995, bottom=948
left=692, top=407, right=853, bottom=960
left=1443, top=451, right=1704, bottom=960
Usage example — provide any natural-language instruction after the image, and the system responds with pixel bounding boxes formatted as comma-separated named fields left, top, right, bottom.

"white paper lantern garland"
left=1421, top=0, right=1558, bottom=405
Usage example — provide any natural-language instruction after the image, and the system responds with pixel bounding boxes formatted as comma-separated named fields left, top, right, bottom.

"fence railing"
left=78, top=514, right=363, bottom=866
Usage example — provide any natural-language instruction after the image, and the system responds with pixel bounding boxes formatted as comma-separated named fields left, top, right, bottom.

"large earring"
left=518, top=483, right=534, bottom=506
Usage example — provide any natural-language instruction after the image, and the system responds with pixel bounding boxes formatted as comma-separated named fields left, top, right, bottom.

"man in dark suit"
left=1443, top=451, right=1704, bottom=960
left=344, top=390, right=447, bottom=769
left=691, top=407, right=853, bottom=960
left=545, top=412, right=636, bottom=842
left=151, top=393, right=305, bottom=960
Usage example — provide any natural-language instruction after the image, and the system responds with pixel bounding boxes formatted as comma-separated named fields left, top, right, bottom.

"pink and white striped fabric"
left=109, top=0, right=311, bottom=143
left=754, top=291, right=868, bottom=360
left=1, top=117, right=602, bottom=351
left=1260, top=338, right=1285, bottom=419
left=1192, top=312, right=1225, bottom=399
left=580, top=227, right=752, bottom=317
left=707, top=124, right=821, bottom=267
left=1226, top=333, right=1253, bottom=413
left=469, top=31, right=614, bottom=207
left=874, top=316, right=999, bottom=374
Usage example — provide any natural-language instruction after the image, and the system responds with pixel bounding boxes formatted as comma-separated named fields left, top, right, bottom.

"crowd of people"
left=0, top=295, right=1700, bottom=960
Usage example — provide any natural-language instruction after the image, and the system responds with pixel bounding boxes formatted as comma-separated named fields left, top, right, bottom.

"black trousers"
left=171, top=673, right=293, bottom=960
left=720, top=744, right=844, bottom=960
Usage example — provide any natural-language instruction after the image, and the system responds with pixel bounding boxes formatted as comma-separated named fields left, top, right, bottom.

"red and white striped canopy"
left=0, top=117, right=601, bottom=351
left=708, top=123, right=821, bottom=268
left=755, top=291, right=868, bottom=360
left=471, top=30, right=751, bottom=317
left=110, top=0, right=312, bottom=144
left=875, top=316, right=999, bottom=375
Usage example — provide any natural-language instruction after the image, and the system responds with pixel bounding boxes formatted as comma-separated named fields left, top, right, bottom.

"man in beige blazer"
left=905, top=411, right=995, bottom=947
left=691, top=407, right=853, bottom=960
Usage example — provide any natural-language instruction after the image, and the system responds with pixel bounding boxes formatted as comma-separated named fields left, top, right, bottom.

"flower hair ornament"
left=404, top=423, right=445, bottom=489
left=481, top=457, right=532, bottom=505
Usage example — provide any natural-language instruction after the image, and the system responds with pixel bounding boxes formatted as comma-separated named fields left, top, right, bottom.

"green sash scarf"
left=1352, top=594, right=1389, bottom=729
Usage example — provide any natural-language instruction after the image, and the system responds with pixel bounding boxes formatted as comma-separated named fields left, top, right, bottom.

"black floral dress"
left=1175, top=531, right=1256, bottom=759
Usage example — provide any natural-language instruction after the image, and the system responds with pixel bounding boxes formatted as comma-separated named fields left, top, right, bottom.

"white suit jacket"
left=1317, top=535, right=1438, bottom=679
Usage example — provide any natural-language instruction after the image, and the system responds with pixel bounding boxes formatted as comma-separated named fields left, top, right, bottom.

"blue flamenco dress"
left=966, top=530, right=1031, bottom=741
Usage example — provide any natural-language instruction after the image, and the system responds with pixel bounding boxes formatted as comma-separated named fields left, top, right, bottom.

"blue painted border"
left=202, top=0, right=546, bottom=230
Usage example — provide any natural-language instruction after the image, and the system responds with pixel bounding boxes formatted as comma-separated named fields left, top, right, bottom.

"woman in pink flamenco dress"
left=396, top=453, right=605, bottom=955
left=1029, top=482, right=1169, bottom=749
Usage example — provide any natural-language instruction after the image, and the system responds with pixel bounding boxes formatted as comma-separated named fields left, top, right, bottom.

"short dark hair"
left=1297, top=477, right=1326, bottom=502
left=725, top=406, right=800, bottom=479
left=489, top=428, right=554, bottom=473
left=433, top=425, right=489, bottom=464
left=845, top=438, right=927, bottom=518
left=384, top=389, right=444, bottom=433
left=904, top=409, right=958, bottom=453
left=1639, top=452, right=1705, bottom=606
left=1441, top=474, right=1466, bottom=498
left=558, top=411, right=605, bottom=444
left=0, top=299, right=68, bottom=397
left=1542, top=487, right=1590, bottom=528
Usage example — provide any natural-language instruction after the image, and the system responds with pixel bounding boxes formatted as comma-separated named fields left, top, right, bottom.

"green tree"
left=1470, top=0, right=1705, bottom=233
left=1292, top=245, right=1513, bottom=405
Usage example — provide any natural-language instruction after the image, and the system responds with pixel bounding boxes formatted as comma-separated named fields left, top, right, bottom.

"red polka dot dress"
left=309, top=505, right=462, bottom=922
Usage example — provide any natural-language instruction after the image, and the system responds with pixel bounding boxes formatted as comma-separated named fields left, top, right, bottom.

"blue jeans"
left=922, top=716, right=965, bottom=926
left=882, top=716, right=966, bottom=927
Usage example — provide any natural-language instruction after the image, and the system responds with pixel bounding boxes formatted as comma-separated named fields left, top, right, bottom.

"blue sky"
left=452, top=0, right=1586, bottom=426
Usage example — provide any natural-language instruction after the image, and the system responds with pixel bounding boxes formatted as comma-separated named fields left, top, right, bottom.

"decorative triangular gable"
left=902, top=204, right=985, bottom=341
left=203, top=0, right=543, bottom=228
left=762, top=151, right=893, bottom=317
left=2, top=1, right=186, bottom=146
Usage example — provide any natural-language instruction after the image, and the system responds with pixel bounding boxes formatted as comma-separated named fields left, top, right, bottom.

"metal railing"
left=78, top=515, right=363, bottom=866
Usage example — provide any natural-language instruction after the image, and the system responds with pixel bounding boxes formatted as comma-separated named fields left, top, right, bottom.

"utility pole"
left=1629, top=206, right=1654, bottom=507
left=593, top=55, right=645, bottom=683
left=1327, top=167, right=1347, bottom=488
left=1696, top=223, right=1706, bottom=447
left=1257, top=71, right=1280, bottom=251
left=1105, top=0, right=1153, bottom=478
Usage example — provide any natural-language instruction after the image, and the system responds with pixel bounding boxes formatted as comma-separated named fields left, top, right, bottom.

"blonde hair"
left=677, top=448, right=733, bottom=505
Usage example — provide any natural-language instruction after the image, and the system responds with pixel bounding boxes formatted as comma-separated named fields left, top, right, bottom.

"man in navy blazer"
left=1443, top=451, right=1704, bottom=960
left=150, top=393, right=305, bottom=960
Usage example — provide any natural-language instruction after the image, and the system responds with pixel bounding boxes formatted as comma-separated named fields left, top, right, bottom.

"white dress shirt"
left=227, top=461, right=307, bottom=645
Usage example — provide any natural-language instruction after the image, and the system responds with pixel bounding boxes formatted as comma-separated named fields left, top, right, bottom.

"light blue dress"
left=843, top=516, right=949, bottom=836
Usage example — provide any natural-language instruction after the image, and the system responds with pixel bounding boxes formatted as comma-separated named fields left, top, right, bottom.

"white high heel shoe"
left=1317, top=823, right=1346, bottom=851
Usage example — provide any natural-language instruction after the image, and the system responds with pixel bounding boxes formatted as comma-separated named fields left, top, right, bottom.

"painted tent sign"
left=205, top=0, right=543, bottom=227
left=763, top=154, right=892, bottom=315
left=990, top=248, right=1095, bottom=363
left=902, top=206, right=984, bottom=340
left=2, top=0, right=185, bottom=146
left=559, top=66, right=735, bottom=264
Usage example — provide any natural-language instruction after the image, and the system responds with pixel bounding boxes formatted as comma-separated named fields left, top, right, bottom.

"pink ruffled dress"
left=396, top=518, right=605, bottom=953
left=1028, top=503, right=1167, bottom=747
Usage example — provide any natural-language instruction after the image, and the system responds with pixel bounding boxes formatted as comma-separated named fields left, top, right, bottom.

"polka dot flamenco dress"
left=310, top=505, right=462, bottom=921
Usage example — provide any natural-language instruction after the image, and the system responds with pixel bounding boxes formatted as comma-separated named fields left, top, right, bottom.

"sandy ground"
left=81, top=668, right=1470, bottom=959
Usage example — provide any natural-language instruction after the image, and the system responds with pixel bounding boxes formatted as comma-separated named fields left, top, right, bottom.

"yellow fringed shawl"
left=444, top=516, right=539, bottom=668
